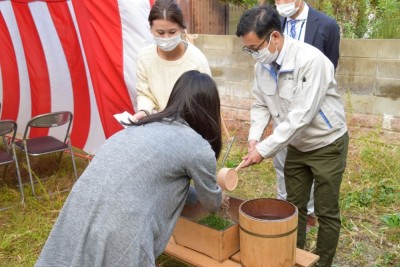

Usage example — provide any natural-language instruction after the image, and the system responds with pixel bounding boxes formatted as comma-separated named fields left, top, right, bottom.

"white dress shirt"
left=284, top=3, right=309, bottom=42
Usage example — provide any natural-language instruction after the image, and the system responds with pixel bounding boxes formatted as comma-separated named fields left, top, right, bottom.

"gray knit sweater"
left=35, top=120, right=222, bottom=267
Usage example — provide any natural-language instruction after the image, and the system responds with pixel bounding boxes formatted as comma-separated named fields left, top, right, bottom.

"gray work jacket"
left=249, top=36, right=347, bottom=158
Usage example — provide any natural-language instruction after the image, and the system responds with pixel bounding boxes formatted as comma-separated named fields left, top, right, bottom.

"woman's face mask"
left=153, top=34, right=182, bottom=52
left=252, top=33, right=279, bottom=65
left=276, top=0, right=301, bottom=17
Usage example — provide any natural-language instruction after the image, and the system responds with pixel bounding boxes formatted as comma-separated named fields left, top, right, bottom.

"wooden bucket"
left=239, top=198, right=298, bottom=267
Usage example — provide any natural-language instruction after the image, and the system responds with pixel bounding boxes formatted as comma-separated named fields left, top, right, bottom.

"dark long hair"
left=132, top=71, right=222, bottom=158
left=148, top=0, right=186, bottom=29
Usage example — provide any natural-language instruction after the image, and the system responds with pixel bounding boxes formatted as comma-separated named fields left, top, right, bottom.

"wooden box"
left=172, top=197, right=244, bottom=262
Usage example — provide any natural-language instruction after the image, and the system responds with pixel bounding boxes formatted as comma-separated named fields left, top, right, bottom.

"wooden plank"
left=179, top=0, right=227, bottom=34
left=229, top=249, right=319, bottom=267
left=165, top=241, right=241, bottom=267
left=294, top=248, right=320, bottom=267
left=165, top=237, right=319, bottom=267
left=176, top=0, right=191, bottom=32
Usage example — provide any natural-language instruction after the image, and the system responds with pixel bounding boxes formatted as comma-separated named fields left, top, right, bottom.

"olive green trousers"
left=285, top=132, right=349, bottom=267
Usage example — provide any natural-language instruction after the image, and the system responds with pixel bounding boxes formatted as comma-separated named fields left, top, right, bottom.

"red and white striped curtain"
left=0, top=0, right=154, bottom=154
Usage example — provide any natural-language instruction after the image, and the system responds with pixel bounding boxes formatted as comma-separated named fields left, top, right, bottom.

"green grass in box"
left=197, top=214, right=235, bottom=230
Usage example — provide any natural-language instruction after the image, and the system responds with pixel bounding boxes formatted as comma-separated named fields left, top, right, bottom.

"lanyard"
left=286, top=19, right=306, bottom=41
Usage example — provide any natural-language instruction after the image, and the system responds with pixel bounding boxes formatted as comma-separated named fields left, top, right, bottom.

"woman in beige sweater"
left=132, top=0, right=211, bottom=122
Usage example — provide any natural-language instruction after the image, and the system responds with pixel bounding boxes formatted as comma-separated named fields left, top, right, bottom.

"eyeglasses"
left=242, top=37, right=268, bottom=55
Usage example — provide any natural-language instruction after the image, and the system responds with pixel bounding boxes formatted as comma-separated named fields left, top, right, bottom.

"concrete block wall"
left=194, top=35, right=400, bottom=141
left=337, top=39, right=400, bottom=116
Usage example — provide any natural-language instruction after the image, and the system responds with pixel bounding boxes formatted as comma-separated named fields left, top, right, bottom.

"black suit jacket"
left=282, top=7, right=340, bottom=69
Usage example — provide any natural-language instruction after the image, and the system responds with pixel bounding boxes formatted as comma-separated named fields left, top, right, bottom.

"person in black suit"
left=277, top=0, right=340, bottom=68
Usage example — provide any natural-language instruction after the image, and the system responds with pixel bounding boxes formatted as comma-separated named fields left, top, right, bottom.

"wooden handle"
left=234, top=160, right=246, bottom=172
left=221, top=115, right=231, bottom=140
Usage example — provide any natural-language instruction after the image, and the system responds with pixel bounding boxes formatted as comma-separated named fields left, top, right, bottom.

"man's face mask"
left=252, top=33, right=279, bottom=65
left=276, top=0, right=301, bottom=17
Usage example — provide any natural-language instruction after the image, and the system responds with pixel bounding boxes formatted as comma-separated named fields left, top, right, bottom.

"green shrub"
left=381, top=213, right=400, bottom=228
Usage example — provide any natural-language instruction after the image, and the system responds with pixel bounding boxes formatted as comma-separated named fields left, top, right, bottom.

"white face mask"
left=276, top=0, right=301, bottom=18
left=153, top=34, right=182, bottom=51
left=252, top=34, right=279, bottom=65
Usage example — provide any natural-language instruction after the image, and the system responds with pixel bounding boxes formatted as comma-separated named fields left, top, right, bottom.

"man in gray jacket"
left=236, top=5, right=348, bottom=267
left=275, top=0, right=341, bottom=229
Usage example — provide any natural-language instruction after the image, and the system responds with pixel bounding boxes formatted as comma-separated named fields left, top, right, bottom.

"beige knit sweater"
left=136, top=41, right=211, bottom=113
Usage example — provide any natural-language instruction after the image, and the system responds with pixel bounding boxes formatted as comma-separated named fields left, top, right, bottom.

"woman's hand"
left=131, top=110, right=149, bottom=122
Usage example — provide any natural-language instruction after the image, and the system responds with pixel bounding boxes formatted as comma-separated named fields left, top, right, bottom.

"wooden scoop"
left=217, top=160, right=245, bottom=191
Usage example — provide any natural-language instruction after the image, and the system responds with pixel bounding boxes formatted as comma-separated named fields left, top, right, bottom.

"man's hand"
left=241, top=146, right=264, bottom=168
left=248, top=139, right=258, bottom=152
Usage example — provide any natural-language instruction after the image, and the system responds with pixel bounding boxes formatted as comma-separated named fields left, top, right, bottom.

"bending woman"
left=35, top=71, right=226, bottom=267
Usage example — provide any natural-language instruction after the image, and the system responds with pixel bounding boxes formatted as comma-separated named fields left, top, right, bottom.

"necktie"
left=271, top=61, right=281, bottom=73
left=271, top=62, right=280, bottom=76
left=290, top=20, right=297, bottom=39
